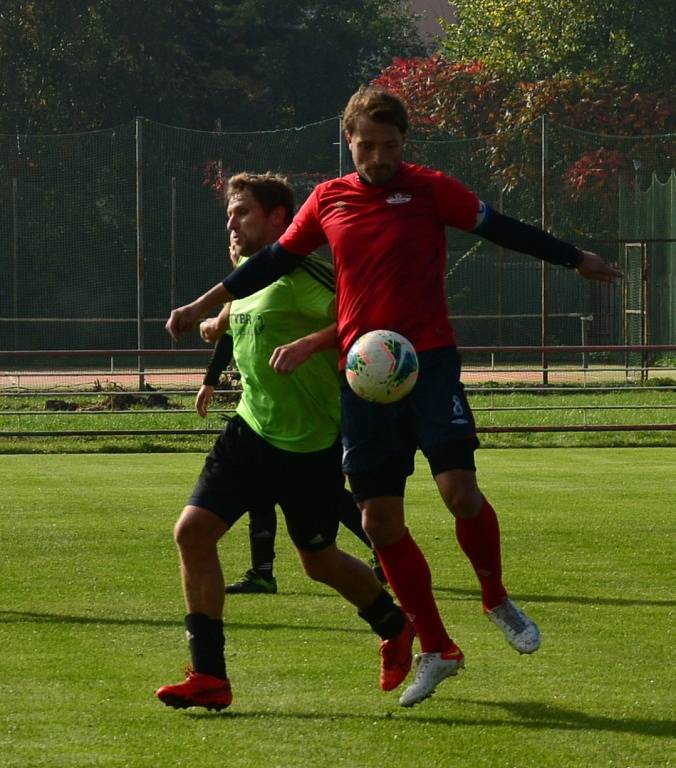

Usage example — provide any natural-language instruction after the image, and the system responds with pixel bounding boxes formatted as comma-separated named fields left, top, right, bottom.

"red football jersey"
left=279, top=162, right=481, bottom=365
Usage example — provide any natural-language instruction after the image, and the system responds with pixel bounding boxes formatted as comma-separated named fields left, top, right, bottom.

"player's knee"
left=361, top=502, right=405, bottom=547
left=174, top=506, right=223, bottom=551
left=299, top=552, right=331, bottom=584
left=362, top=517, right=385, bottom=545
left=443, top=486, right=482, bottom=519
left=174, top=513, right=197, bottom=551
left=303, top=562, right=327, bottom=584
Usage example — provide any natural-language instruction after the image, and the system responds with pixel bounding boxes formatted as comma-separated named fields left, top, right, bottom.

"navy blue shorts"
left=341, top=346, right=479, bottom=501
left=189, top=415, right=342, bottom=551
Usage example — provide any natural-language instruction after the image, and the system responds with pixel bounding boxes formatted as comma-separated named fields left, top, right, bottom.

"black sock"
left=252, top=565, right=274, bottom=578
left=358, top=589, right=406, bottom=640
left=185, top=613, right=227, bottom=678
left=249, top=508, right=277, bottom=574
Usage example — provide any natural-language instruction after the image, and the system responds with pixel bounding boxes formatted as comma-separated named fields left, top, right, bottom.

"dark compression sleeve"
left=222, top=242, right=305, bottom=298
left=473, top=205, right=583, bottom=269
left=203, top=333, right=234, bottom=387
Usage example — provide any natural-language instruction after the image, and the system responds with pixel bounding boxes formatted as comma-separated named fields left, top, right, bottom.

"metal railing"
left=1, top=345, right=674, bottom=438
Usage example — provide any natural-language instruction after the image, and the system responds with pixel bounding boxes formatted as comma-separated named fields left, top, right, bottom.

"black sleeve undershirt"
left=473, top=205, right=583, bottom=269
left=220, top=204, right=581, bottom=306
left=222, top=242, right=305, bottom=299
left=202, top=333, right=234, bottom=387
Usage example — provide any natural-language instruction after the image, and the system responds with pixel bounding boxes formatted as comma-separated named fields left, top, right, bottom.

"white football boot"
left=485, top=598, right=541, bottom=654
left=398, top=649, right=465, bottom=707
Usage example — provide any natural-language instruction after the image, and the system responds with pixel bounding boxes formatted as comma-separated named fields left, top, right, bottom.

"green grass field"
left=1, top=388, right=675, bottom=453
left=1, top=449, right=674, bottom=767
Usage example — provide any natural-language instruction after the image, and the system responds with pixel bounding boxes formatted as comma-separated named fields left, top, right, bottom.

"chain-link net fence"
left=1, top=117, right=674, bottom=365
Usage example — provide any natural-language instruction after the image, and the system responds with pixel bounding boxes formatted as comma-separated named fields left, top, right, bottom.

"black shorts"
left=188, top=415, right=342, bottom=552
left=341, top=346, right=480, bottom=501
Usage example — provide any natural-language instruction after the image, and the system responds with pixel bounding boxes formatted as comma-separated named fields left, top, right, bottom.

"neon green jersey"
left=230, top=253, right=340, bottom=453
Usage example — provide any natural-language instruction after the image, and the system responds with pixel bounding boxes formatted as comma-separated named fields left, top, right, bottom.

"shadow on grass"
left=0, top=609, right=370, bottom=634
left=184, top=699, right=676, bottom=739
left=453, top=698, right=676, bottom=739
left=434, top=586, right=676, bottom=608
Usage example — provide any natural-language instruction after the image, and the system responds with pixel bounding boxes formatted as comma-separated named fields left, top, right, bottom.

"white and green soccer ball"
left=345, top=330, right=419, bottom=404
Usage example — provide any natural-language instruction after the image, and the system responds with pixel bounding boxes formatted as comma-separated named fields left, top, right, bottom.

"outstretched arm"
left=166, top=282, right=232, bottom=341
left=575, top=250, right=623, bottom=282
left=269, top=323, right=338, bottom=374
left=165, top=242, right=305, bottom=341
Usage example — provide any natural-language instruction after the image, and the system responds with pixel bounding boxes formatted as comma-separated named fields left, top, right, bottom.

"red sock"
left=376, top=529, right=458, bottom=654
left=455, top=496, right=507, bottom=610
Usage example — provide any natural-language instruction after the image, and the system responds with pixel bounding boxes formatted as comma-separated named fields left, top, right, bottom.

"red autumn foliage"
left=372, top=56, right=675, bottom=193
left=373, top=55, right=507, bottom=136
left=563, top=149, right=627, bottom=194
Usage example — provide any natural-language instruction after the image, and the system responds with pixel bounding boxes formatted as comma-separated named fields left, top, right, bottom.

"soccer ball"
left=345, top=330, right=419, bottom=404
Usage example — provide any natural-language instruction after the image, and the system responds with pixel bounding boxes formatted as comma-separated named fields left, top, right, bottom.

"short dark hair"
left=342, top=87, right=408, bottom=135
left=227, top=172, right=295, bottom=225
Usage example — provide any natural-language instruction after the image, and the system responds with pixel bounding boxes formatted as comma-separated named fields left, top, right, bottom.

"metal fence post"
left=541, top=114, right=549, bottom=385
left=170, top=175, right=177, bottom=350
left=497, top=186, right=504, bottom=346
left=135, top=117, right=145, bottom=390
left=642, top=243, right=650, bottom=382
left=12, top=177, right=18, bottom=350
left=580, top=314, right=593, bottom=369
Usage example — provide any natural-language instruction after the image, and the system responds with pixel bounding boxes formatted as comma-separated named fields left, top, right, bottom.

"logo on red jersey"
left=385, top=193, right=412, bottom=205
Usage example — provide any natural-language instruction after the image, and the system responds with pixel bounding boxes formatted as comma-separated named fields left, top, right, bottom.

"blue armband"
left=473, top=204, right=583, bottom=269
left=222, top=242, right=305, bottom=298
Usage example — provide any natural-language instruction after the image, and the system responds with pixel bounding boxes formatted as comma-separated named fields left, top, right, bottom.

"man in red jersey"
left=166, top=88, right=622, bottom=707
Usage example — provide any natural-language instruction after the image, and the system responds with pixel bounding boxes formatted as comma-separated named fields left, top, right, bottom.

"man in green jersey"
left=196, top=240, right=381, bottom=594
left=156, top=173, right=414, bottom=711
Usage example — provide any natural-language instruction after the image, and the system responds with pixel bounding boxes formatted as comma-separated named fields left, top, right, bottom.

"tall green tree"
left=193, top=0, right=425, bottom=129
left=0, top=1, right=224, bottom=132
left=441, top=0, right=675, bottom=86
left=0, top=0, right=423, bottom=133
